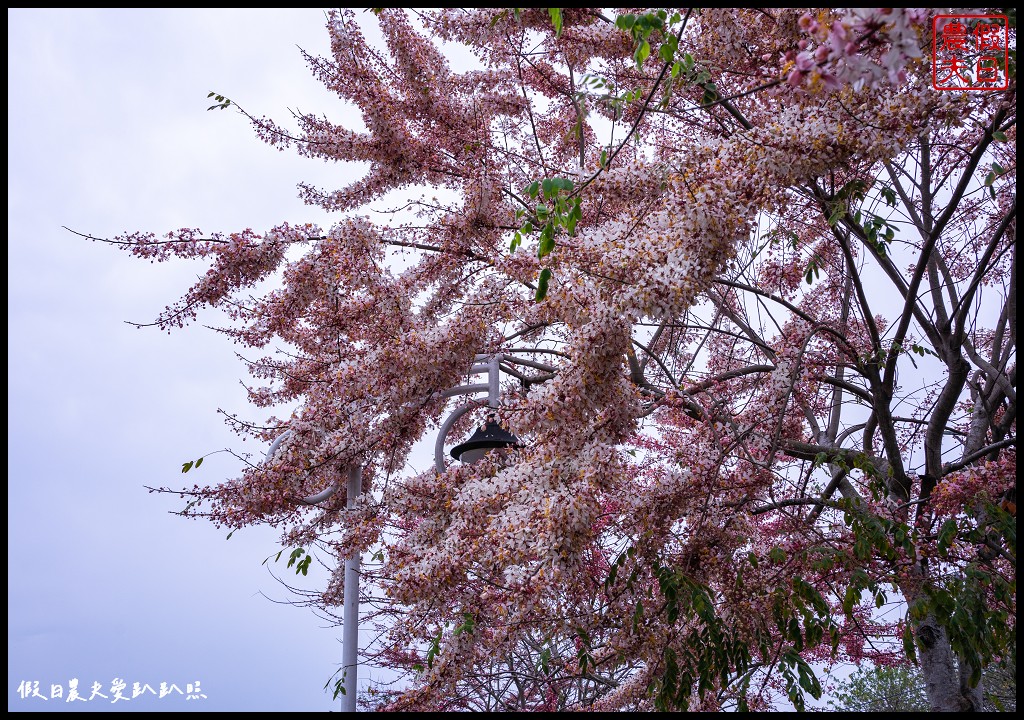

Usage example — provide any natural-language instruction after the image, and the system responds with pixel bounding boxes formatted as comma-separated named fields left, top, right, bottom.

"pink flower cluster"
left=787, top=9, right=929, bottom=91
left=929, top=456, right=1016, bottom=519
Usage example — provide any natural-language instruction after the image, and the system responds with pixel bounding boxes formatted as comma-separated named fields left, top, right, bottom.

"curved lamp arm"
left=265, top=429, right=341, bottom=505
left=433, top=354, right=504, bottom=473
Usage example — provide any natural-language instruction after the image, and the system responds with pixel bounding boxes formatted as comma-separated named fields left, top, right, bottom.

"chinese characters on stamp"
left=933, top=14, right=1010, bottom=91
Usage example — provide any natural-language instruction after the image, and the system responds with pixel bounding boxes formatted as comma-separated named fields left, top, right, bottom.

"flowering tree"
left=90, top=8, right=1014, bottom=712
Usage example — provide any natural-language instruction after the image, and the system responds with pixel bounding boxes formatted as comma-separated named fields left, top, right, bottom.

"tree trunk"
left=915, top=614, right=983, bottom=711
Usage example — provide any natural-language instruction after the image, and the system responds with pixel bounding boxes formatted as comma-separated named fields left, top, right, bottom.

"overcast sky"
left=7, top=8, right=392, bottom=712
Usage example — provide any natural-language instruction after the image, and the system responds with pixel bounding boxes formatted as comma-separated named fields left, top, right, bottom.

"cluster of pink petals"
left=787, top=9, right=929, bottom=91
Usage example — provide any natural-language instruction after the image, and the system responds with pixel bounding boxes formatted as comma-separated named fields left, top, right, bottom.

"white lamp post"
left=265, top=354, right=520, bottom=711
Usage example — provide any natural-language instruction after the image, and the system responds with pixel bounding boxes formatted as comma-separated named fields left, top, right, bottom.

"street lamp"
left=450, top=416, right=521, bottom=465
left=265, top=354, right=521, bottom=711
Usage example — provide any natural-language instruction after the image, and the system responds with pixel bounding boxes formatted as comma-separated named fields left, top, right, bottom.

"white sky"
left=7, top=8, right=391, bottom=712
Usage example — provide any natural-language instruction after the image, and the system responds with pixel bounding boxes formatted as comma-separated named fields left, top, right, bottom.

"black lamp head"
left=450, top=416, right=521, bottom=465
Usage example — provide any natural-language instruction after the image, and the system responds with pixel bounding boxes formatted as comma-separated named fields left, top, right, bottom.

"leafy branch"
left=206, top=91, right=232, bottom=111
left=512, top=176, right=582, bottom=300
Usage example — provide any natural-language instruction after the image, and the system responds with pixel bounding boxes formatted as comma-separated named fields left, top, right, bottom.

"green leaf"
left=853, top=533, right=870, bottom=559
left=804, top=258, right=820, bottom=284
left=206, top=93, right=232, bottom=112
left=454, top=612, right=475, bottom=636
left=797, top=660, right=822, bottom=698
left=616, top=14, right=636, bottom=31
left=566, top=215, right=578, bottom=236
left=548, top=8, right=563, bottom=37
left=181, top=461, right=194, bottom=473
left=600, top=149, right=608, bottom=168
left=426, top=632, right=441, bottom=669
left=635, top=40, right=651, bottom=67
left=937, top=519, right=958, bottom=554
left=992, top=130, right=1008, bottom=141
left=827, top=204, right=845, bottom=227
left=287, top=547, right=305, bottom=568
left=324, top=670, right=349, bottom=700
left=538, top=226, right=555, bottom=258
left=901, top=623, right=917, bottom=661
left=842, top=586, right=858, bottom=616
left=969, top=663, right=981, bottom=687
left=607, top=563, right=618, bottom=589
left=535, top=268, right=552, bottom=301
left=195, top=456, right=203, bottom=468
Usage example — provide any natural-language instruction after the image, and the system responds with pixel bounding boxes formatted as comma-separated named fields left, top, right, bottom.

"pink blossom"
left=798, top=13, right=818, bottom=33
left=795, top=51, right=816, bottom=72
